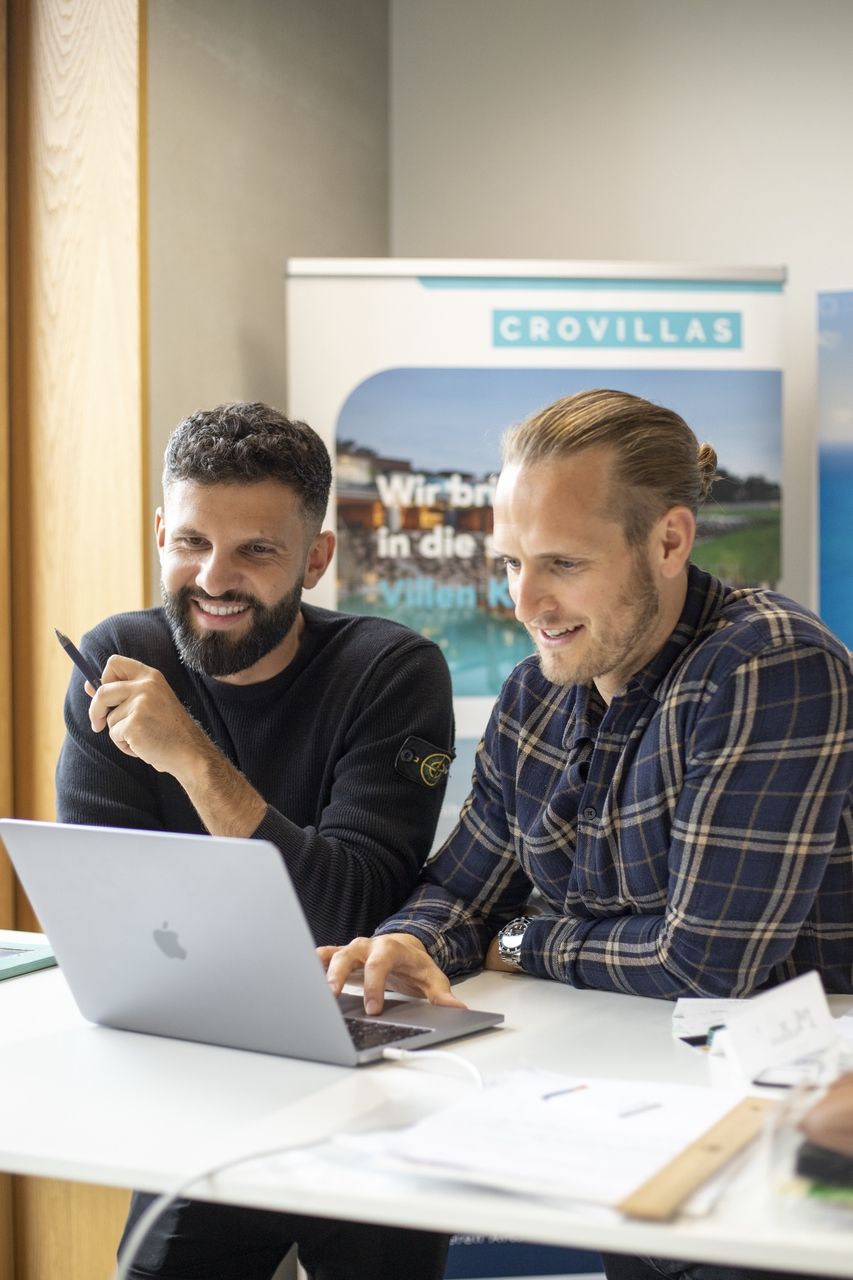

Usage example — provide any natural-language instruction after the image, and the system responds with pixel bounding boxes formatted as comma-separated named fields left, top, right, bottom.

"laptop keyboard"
left=344, top=1016, right=430, bottom=1051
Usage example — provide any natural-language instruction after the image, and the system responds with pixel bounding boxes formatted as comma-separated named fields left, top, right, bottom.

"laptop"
left=0, top=819, right=503, bottom=1065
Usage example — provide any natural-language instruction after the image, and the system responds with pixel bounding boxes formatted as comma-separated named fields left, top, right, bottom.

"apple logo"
left=153, top=921, right=187, bottom=960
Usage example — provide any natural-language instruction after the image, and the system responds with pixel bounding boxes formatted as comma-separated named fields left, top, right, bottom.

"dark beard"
left=162, top=581, right=303, bottom=678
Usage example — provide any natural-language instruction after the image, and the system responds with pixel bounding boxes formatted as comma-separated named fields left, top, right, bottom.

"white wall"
left=147, top=0, right=389, bottom=599
left=390, top=0, right=853, bottom=608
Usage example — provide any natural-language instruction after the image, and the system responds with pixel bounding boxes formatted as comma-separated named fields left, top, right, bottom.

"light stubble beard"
left=162, top=579, right=304, bottom=678
left=534, top=552, right=661, bottom=687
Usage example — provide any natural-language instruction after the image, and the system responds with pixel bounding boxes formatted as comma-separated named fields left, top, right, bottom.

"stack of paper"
left=376, top=1069, right=750, bottom=1208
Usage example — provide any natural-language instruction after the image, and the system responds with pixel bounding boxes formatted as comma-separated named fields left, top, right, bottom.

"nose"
left=194, top=548, right=241, bottom=598
left=511, top=567, right=557, bottom=625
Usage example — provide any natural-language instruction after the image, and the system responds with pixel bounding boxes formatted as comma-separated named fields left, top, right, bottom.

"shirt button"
left=582, top=805, right=597, bottom=820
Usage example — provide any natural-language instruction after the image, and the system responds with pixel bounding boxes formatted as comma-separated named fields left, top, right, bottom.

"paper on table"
left=673, top=976, right=850, bottom=1080
left=671, top=998, right=742, bottom=1042
left=380, top=1069, right=749, bottom=1207
left=833, top=1014, right=853, bottom=1045
left=723, top=972, right=837, bottom=1080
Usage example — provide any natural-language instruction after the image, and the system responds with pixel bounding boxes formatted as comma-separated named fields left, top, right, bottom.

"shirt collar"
left=562, top=681, right=606, bottom=751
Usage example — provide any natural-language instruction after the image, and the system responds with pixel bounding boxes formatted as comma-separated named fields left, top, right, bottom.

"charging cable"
left=115, top=1053, right=481, bottom=1279
left=381, top=1045, right=484, bottom=1087
left=112, top=1134, right=330, bottom=1280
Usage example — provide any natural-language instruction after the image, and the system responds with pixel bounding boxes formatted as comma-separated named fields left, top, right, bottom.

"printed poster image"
left=818, top=291, right=853, bottom=648
left=335, top=366, right=781, bottom=699
left=287, top=259, right=785, bottom=808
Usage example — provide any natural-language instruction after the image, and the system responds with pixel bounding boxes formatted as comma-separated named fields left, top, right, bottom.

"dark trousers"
left=119, top=1192, right=450, bottom=1280
left=601, top=1252, right=833, bottom=1280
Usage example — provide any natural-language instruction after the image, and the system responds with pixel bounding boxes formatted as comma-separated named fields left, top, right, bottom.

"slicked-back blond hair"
left=502, top=389, right=718, bottom=545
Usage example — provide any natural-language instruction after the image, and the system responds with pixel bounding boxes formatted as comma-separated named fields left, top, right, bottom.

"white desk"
left=2, top=964, right=853, bottom=1277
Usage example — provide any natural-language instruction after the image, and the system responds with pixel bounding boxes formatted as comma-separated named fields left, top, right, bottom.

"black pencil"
left=54, top=628, right=102, bottom=689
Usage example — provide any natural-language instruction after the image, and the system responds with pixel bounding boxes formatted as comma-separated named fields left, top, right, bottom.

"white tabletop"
left=2, top=962, right=853, bottom=1276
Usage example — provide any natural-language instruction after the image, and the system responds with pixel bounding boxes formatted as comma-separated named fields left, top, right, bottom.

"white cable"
left=113, top=1135, right=323, bottom=1280
left=382, top=1045, right=484, bottom=1087
left=115, top=1053, right=481, bottom=1279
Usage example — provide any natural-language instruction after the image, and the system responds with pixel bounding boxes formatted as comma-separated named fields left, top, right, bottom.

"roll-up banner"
left=287, top=259, right=785, bottom=859
left=818, top=290, right=853, bottom=648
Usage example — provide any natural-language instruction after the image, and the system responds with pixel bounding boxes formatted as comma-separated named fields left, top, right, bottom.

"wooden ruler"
left=616, top=1095, right=777, bottom=1222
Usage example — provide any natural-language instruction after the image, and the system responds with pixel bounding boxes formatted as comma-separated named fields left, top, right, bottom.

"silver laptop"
left=0, top=819, right=503, bottom=1065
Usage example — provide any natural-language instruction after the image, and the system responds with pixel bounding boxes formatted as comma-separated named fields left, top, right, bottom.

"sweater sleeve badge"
left=395, top=736, right=454, bottom=788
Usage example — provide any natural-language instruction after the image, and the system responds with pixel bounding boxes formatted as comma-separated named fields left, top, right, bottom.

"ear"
left=154, top=508, right=166, bottom=562
left=651, top=506, right=695, bottom=579
left=302, top=530, right=336, bottom=589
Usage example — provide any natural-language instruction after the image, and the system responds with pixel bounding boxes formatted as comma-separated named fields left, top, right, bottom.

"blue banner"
left=818, top=291, right=853, bottom=646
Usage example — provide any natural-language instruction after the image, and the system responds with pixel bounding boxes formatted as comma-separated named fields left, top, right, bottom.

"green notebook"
left=0, top=929, right=56, bottom=980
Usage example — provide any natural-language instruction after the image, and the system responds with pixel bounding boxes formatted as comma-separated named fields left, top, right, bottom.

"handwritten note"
left=723, top=971, right=837, bottom=1080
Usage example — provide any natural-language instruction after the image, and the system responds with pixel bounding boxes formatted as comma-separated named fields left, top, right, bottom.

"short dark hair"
left=163, top=402, right=332, bottom=528
left=503, top=388, right=718, bottom=545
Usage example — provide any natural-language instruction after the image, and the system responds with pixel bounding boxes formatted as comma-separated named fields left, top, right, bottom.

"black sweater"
left=56, top=605, right=454, bottom=944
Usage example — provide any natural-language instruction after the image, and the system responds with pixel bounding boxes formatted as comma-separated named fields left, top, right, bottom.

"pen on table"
left=54, top=628, right=102, bottom=689
left=542, top=1083, right=588, bottom=1101
left=619, top=1101, right=662, bottom=1119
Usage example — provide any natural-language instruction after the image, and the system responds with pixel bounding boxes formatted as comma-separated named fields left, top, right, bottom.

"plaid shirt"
left=379, top=566, right=853, bottom=998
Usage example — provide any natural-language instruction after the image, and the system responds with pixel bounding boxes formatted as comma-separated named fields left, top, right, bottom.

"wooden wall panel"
left=7, top=1, right=146, bottom=1277
left=1, top=0, right=16, bottom=1274
left=9, top=0, right=147, bottom=922
left=14, top=1180, right=131, bottom=1280
left=0, top=0, right=13, bottom=923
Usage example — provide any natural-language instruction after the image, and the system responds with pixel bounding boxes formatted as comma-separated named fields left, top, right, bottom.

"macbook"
left=0, top=819, right=503, bottom=1065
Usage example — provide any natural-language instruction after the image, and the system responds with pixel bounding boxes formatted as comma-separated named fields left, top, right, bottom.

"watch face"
left=498, top=917, right=530, bottom=968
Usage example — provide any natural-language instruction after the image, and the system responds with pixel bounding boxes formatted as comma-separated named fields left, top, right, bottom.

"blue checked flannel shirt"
left=379, top=566, right=853, bottom=998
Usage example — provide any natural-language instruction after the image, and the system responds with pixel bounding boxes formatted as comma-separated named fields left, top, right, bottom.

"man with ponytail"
left=325, top=388, right=853, bottom=1280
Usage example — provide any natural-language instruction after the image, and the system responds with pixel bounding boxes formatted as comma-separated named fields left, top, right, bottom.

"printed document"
left=378, top=1069, right=749, bottom=1207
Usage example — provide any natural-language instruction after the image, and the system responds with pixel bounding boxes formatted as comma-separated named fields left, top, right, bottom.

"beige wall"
left=146, top=0, right=390, bottom=600
left=390, top=0, right=853, bottom=610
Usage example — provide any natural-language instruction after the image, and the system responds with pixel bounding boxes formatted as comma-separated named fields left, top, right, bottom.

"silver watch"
left=496, top=915, right=535, bottom=970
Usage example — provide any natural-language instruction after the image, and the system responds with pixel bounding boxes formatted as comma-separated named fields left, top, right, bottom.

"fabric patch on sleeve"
left=395, top=736, right=454, bottom=788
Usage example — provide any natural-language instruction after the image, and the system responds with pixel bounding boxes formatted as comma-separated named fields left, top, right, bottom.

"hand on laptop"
left=320, top=934, right=468, bottom=1016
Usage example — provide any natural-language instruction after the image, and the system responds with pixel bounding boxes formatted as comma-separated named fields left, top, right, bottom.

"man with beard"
left=323, top=388, right=853, bottom=1280
left=56, top=401, right=455, bottom=1280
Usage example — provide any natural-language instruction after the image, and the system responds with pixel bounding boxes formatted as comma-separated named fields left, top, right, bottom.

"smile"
left=539, top=624, right=582, bottom=639
left=194, top=600, right=251, bottom=617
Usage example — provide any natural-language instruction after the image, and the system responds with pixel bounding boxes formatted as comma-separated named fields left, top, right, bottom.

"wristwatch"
left=496, top=915, right=535, bottom=971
